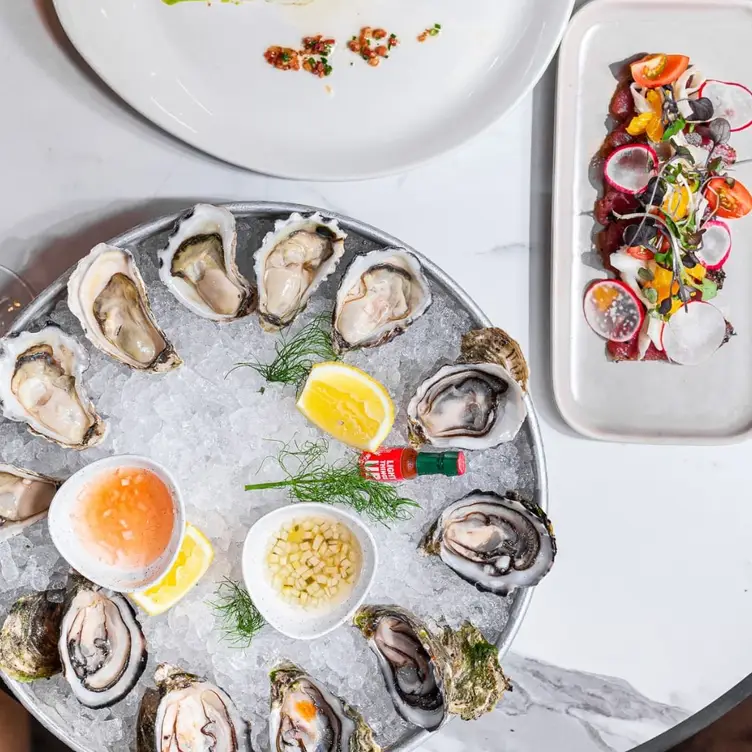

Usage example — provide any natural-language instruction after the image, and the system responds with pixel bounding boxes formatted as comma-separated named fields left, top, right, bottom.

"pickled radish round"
left=699, top=80, right=752, bottom=132
left=603, top=143, right=658, bottom=195
left=696, top=220, right=732, bottom=269
left=661, top=301, right=727, bottom=366
left=583, top=279, right=644, bottom=342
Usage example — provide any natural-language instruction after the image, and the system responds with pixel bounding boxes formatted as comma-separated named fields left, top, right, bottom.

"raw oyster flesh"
left=0, top=591, right=64, bottom=682
left=0, top=464, right=59, bottom=542
left=67, top=243, right=181, bottom=372
left=269, top=661, right=380, bottom=752
left=420, top=490, right=556, bottom=596
left=0, top=326, right=106, bottom=449
left=255, top=212, right=346, bottom=329
left=137, top=663, right=252, bottom=752
left=159, top=204, right=256, bottom=321
left=59, top=583, right=147, bottom=708
left=333, top=249, right=431, bottom=351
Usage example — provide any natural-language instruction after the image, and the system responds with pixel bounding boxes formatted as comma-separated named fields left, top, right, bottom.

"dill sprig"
left=229, top=313, right=338, bottom=386
left=209, top=578, right=265, bottom=647
left=245, top=439, right=419, bottom=525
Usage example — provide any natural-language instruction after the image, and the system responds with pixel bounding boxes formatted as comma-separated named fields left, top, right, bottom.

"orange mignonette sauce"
left=74, top=467, right=175, bottom=570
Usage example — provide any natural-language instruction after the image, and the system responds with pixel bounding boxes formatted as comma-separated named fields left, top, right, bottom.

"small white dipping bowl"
left=48, top=455, right=185, bottom=593
left=242, top=503, right=377, bottom=641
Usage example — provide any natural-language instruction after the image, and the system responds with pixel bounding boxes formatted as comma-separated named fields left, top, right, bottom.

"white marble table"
left=1, top=2, right=750, bottom=751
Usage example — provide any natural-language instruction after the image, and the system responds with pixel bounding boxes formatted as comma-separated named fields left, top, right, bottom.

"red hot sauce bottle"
left=359, top=448, right=466, bottom=482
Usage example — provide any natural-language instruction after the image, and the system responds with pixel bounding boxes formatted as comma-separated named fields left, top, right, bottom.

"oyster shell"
left=353, top=605, right=449, bottom=731
left=420, top=490, right=556, bottom=596
left=333, top=249, right=431, bottom=352
left=407, top=363, right=526, bottom=450
left=68, top=244, right=181, bottom=372
left=460, top=327, right=529, bottom=391
left=0, top=465, right=59, bottom=542
left=137, top=663, right=252, bottom=752
left=59, top=582, right=147, bottom=708
left=269, top=661, right=380, bottom=752
left=159, top=204, right=256, bottom=321
left=0, top=591, right=64, bottom=682
left=255, top=212, right=346, bottom=330
left=436, top=622, right=510, bottom=721
left=0, top=326, right=106, bottom=449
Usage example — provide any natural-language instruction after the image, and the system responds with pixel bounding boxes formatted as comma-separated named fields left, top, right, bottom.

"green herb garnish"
left=245, top=439, right=419, bottom=525
left=209, top=578, right=265, bottom=647
left=229, top=313, right=338, bottom=387
left=662, top=117, right=686, bottom=141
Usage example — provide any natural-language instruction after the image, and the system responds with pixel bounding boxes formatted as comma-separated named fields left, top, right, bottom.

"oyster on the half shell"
left=68, top=244, right=181, bottom=372
left=0, top=591, right=64, bottom=682
left=0, top=326, right=106, bottom=449
left=407, top=363, right=526, bottom=450
left=0, top=465, right=59, bottom=542
left=333, top=249, right=431, bottom=352
left=407, top=327, right=528, bottom=450
left=255, top=212, right=346, bottom=330
left=59, top=582, right=147, bottom=708
left=269, top=661, right=380, bottom=752
left=159, top=204, right=256, bottom=321
left=420, top=490, right=556, bottom=596
left=137, top=663, right=252, bottom=752
left=353, top=605, right=449, bottom=731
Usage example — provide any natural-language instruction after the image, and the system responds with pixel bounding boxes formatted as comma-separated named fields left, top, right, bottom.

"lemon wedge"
left=130, top=523, right=214, bottom=616
left=297, top=362, right=394, bottom=451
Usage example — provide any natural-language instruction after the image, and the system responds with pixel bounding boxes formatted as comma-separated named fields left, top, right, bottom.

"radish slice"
left=697, top=220, right=732, bottom=269
left=603, top=144, right=658, bottom=195
left=698, top=80, right=752, bottom=132
left=661, top=301, right=727, bottom=365
left=584, top=279, right=645, bottom=342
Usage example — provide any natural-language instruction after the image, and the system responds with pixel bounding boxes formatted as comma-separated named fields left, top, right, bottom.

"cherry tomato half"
left=631, top=54, right=690, bottom=89
left=625, top=246, right=655, bottom=261
left=705, top=177, right=752, bottom=219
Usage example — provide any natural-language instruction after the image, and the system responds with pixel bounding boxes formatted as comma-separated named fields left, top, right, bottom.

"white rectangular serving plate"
left=552, top=0, right=752, bottom=444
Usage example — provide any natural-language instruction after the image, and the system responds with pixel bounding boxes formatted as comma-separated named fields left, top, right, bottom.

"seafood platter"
left=0, top=202, right=553, bottom=751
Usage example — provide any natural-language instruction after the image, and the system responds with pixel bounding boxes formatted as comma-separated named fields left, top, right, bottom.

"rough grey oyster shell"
left=59, top=581, right=147, bottom=708
left=420, top=490, right=556, bottom=596
left=0, top=591, right=64, bottom=682
left=460, top=327, right=529, bottom=391
left=269, top=660, right=380, bottom=752
left=436, top=622, right=511, bottom=721
left=352, top=605, right=449, bottom=731
left=137, top=663, right=252, bottom=752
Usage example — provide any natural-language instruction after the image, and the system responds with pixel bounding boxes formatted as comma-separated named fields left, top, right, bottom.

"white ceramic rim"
left=241, top=502, right=378, bottom=640
left=47, top=454, right=186, bottom=593
left=50, top=0, right=575, bottom=180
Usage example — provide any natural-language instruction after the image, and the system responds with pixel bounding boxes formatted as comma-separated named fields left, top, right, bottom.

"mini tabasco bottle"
left=359, top=447, right=466, bottom=482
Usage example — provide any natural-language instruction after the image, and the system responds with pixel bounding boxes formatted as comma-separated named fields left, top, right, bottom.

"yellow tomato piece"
left=686, top=263, right=706, bottom=281
left=662, top=186, right=691, bottom=221
left=626, top=112, right=654, bottom=136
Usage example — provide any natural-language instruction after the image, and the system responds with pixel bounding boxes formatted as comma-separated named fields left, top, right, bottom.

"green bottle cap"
left=415, top=451, right=466, bottom=477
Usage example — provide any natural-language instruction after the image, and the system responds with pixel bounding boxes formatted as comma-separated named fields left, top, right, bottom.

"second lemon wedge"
left=297, top=362, right=394, bottom=451
left=130, top=523, right=214, bottom=616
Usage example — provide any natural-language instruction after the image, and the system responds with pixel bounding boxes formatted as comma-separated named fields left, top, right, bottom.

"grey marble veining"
left=423, top=653, right=689, bottom=752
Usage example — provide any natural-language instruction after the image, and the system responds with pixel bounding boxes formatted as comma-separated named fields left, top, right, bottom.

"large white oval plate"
left=53, top=0, right=573, bottom=179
